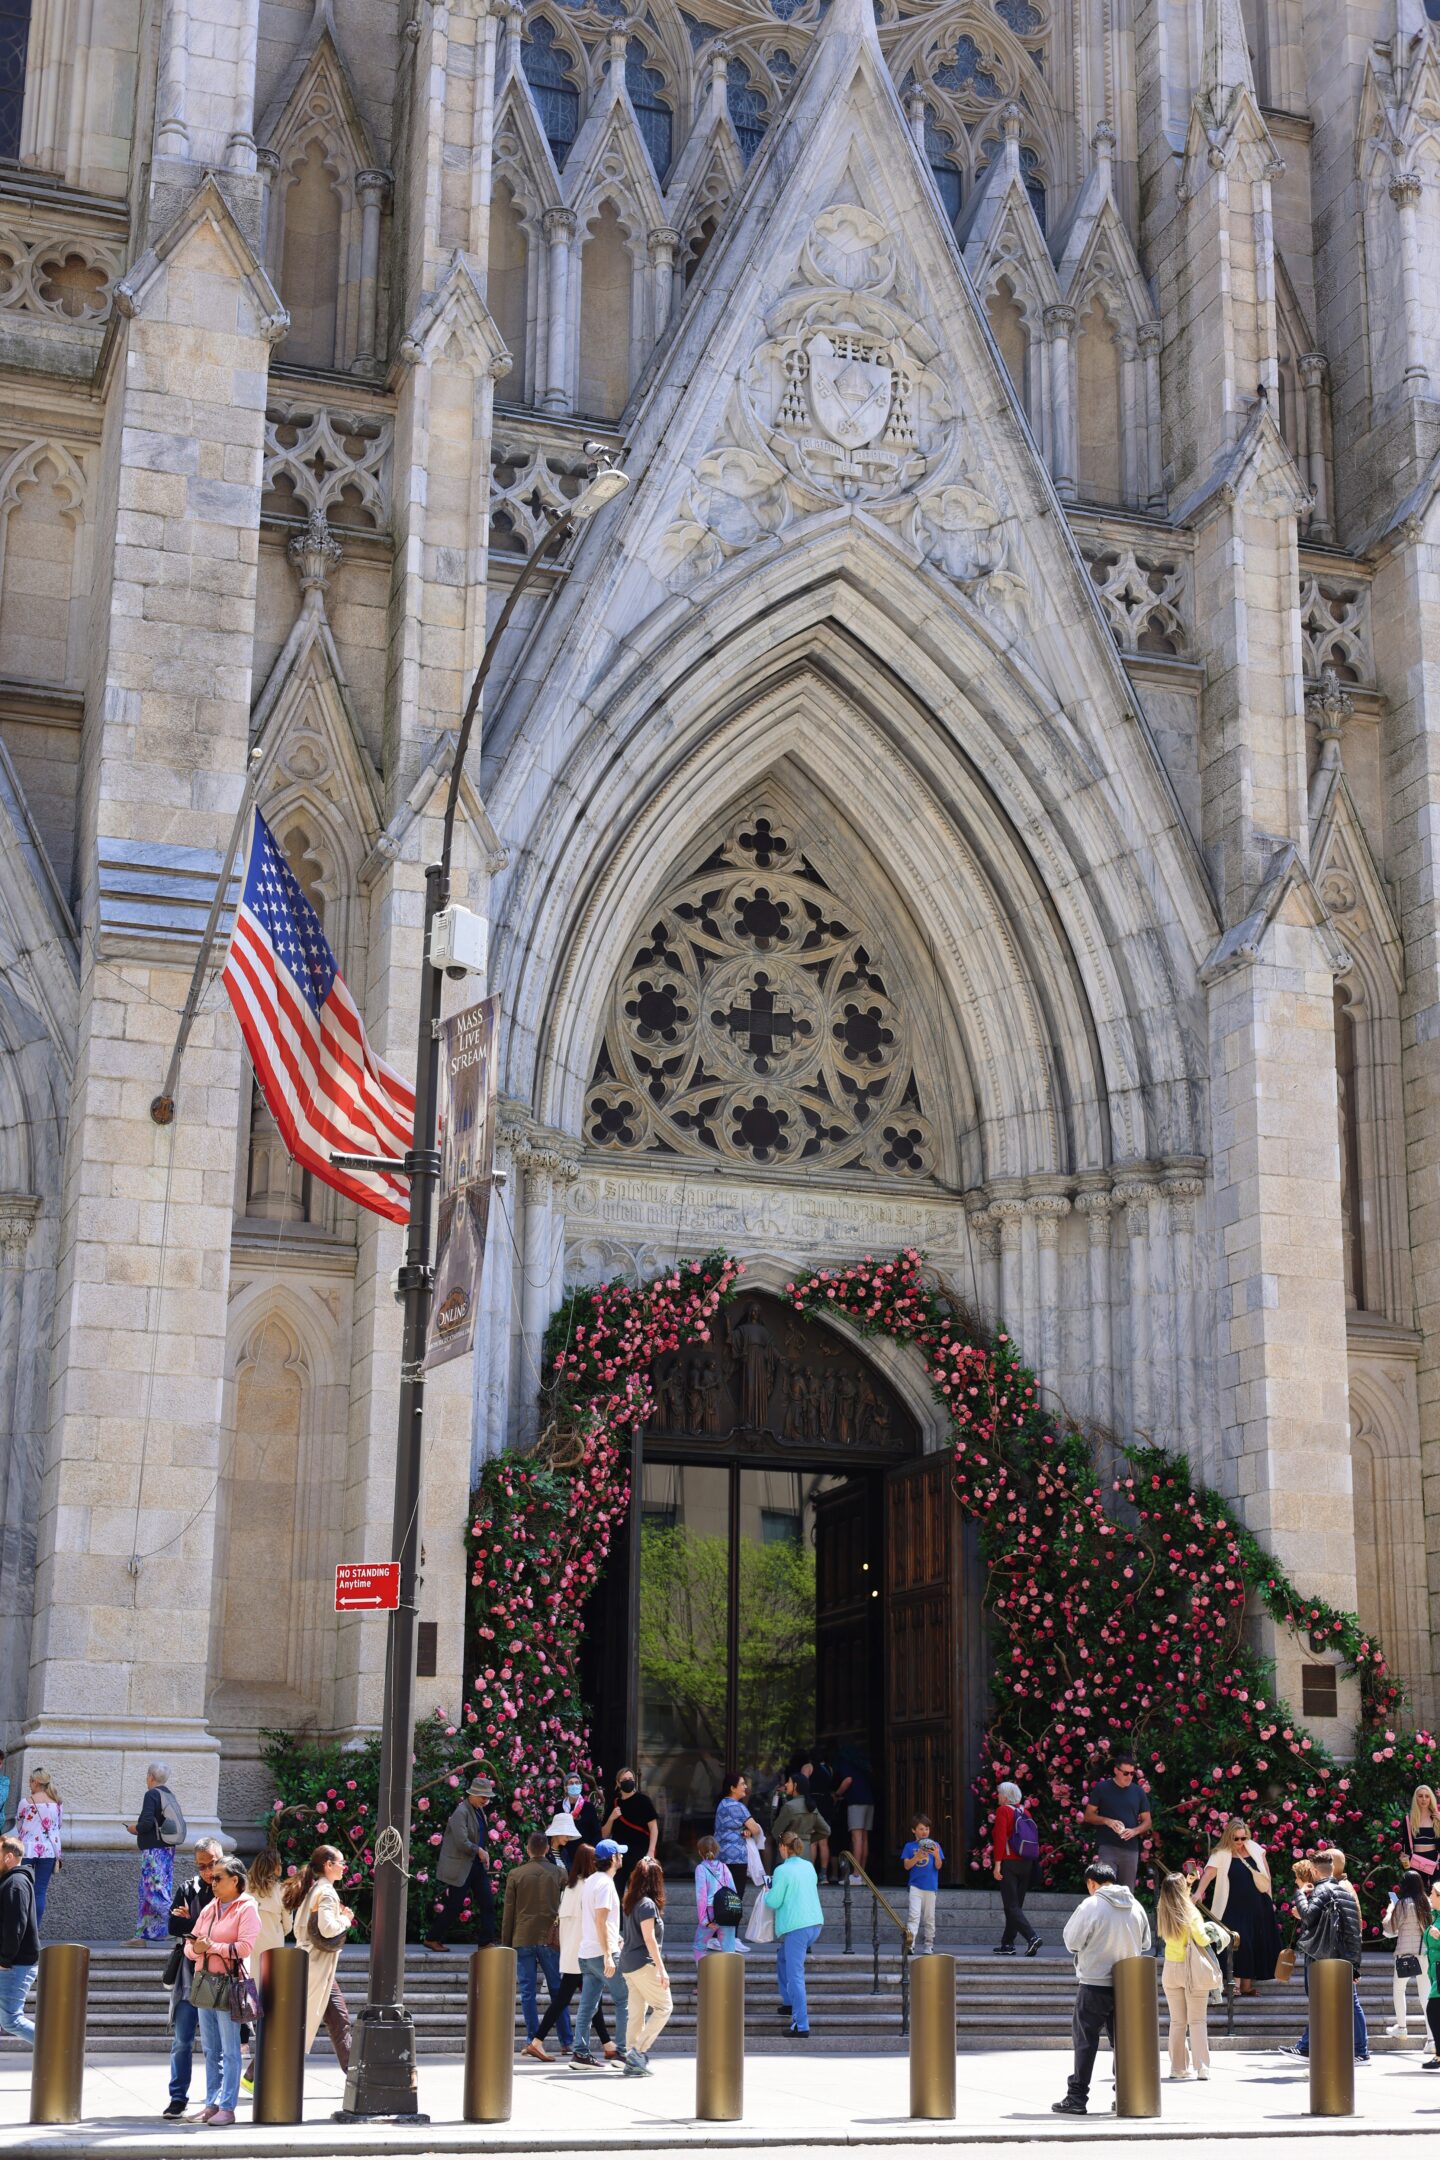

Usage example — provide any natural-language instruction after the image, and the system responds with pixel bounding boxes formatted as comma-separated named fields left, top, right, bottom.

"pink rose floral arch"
left=265, top=1249, right=1436, bottom=1933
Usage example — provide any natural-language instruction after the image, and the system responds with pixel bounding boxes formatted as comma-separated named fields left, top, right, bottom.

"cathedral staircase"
left=0, top=1889, right=1421, bottom=2058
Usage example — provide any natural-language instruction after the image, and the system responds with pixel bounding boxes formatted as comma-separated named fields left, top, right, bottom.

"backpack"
left=156, top=1788, right=187, bottom=1848
left=712, top=1885, right=744, bottom=1930
left=1010, top=1809, right=1040, bottom=1861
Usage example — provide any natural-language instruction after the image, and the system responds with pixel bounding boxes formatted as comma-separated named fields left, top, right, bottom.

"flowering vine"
left=265, top=1247, right=1432, bottom=1932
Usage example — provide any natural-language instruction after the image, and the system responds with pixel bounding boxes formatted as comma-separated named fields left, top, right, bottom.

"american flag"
left=222, top=811, right=415, bottom=1224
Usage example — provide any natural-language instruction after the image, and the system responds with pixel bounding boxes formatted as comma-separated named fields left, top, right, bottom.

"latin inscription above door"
left=647, top=1291, right=915, bottom=1464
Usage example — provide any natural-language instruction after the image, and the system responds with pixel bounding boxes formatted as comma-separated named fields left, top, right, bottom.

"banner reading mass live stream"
left=427, top=996, right=498, bottom=1369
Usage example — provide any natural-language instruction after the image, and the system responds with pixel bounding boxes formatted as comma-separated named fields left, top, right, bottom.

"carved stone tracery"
left=585, top=809, right=935, bottom=1179
left=647, top=1290, right=913, bottom=1460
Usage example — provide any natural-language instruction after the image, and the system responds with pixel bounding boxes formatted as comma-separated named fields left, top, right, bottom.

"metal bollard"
left=696, top=1951, right=744, bottom=2121
left=1308, top=1959, right=1356, bottom=2118
left=30, top=1943, right=89, bottom=2125
left=1112, top=1954, right=1161, bottom=2120
left=463, top=1944, right=516, bottom=2124
left=908, top=1954, right=956, bottom=2120
left=254, top=1945, right=308, bottom=2125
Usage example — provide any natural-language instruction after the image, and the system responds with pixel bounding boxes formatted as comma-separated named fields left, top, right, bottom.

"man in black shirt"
left=0, top=1836, right=40, bottom=2046
left=603, top=1769, right=658, bottom=1891
left=1082, top=1752, right=1151, bottom=1890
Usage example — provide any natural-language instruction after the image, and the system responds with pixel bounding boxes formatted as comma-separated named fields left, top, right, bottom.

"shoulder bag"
left=226, top=1947, right=261, bottom=2025
left=188, top=1960, right=230, bottom=2012
left=1183, top=1936, right=1224, bottom=1995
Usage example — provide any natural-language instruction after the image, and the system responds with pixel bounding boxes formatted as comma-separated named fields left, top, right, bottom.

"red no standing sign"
left=335, top=1562, right=400, bottom=1612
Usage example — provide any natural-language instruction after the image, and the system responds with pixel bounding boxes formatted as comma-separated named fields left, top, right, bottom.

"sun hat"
left=546, top=1812, right=580, bottom=1839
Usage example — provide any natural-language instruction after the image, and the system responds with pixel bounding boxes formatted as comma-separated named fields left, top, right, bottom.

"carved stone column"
left=964, top=1189, right=1000, bottom=1324
left=156, top=0, right=192, bottom=154
left=1138, top=322, right=1164, bottom=509
left=988, top=1194, right=1025, bottom=1338
left=1027, top=1191, right=1071, bottom=1392
left=1044, top=304, right=1077, bottom=502
left=1114, top=1177, right=1155, bottom=1435
left=542, top=208, right=576, bottom=415
left=1162, top=1171, right=1206, bottom=1466
left=1073, top=1181, right=1115, bottom=1430
left=1298, top=352, right=1330, bottom=538
left=648, top=225, right=680, bottom=340
left=354, top=171, right=390, bottom=372
left=1390, top=174, right=1429, bottom=392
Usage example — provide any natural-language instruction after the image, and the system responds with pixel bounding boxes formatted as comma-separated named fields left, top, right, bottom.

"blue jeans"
left=518, top=1943, right=570, bottom=2046
left=30, top=1859, right=56, bottom=1923
left=197, top=2005, right=243, bottom=2110
left=574, top=1955, right=628, bottom=2059
left=169, top=1995, right=200, bottom=2103
left=1295, top=1964, right=1368, bottom=2058
left=777, top=1924, right=821, bottom=2033
left=0, top=1963, right=37, bottom=2045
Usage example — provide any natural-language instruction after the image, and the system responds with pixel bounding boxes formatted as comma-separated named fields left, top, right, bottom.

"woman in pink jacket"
left=183, top=1858, right=259, bottom=2123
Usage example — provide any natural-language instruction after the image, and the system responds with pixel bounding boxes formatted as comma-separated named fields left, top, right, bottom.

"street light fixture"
left=338, top=443, right=629, bottom=2119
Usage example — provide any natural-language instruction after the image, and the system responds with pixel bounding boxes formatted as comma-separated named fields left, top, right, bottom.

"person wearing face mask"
left=604, top=1770, right=658, bottom=1893
left=565, top=1774, right=605, bottom=1850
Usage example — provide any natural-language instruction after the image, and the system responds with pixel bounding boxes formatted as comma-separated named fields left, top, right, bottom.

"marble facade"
left=0, top=0, right=1437, bottom=1926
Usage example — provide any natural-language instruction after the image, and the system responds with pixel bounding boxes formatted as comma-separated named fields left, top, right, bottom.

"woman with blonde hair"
left=14, top=1771, right=62, bottom=1925
left=1405, top=1786, right=1440, bottom=1878
left=281, top=1845, right=354, bottom=2071
left=239, top=1847, right=292, bottom=2093
left=1197, top=1817, right=1280, bottom=1996
left=1156, top=1873, right=1219, bottom=2079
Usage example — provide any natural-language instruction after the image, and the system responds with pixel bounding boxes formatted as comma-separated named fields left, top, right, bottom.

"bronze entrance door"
left=884, top=1450, right=965, bottom=1885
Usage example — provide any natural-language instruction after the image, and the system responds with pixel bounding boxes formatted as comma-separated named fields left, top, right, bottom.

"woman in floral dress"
left=14, top=1770, right=62, bottom=1924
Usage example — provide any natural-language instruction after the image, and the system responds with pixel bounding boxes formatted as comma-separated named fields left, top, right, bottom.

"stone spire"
left=1200, top=0, right=1258, bottom=115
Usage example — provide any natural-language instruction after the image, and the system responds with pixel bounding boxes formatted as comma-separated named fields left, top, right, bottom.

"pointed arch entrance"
left=583, top=1290, right=981, bottom=1883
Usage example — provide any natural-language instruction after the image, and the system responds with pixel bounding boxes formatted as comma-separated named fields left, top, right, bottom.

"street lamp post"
left=338, top=446, right=628, bottom=2119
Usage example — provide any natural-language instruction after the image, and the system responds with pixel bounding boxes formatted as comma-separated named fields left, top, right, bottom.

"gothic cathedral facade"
left=1, top=0, right=1439, bottom=1911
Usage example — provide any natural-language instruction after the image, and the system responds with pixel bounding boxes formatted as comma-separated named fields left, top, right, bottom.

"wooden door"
left=885, top=1451, right=964, bottom=1884
left=814, top=1478, right=880, bottom=1773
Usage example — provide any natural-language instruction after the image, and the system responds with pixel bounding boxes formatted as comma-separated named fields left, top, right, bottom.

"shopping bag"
left=744, top=1891, right=775, bottom=1944
left=744, top=1836, right=768, bottom=1888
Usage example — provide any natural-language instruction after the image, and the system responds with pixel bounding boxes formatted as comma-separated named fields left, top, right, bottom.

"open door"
left=885, top=1450, right=965, bottom=1884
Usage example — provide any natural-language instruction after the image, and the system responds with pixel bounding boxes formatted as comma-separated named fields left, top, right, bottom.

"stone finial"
left=1307, top=666, right=1353, bottom=773
left=288, top=508, right=343, bottom=598
left=1092, top=121, right=1116, bottom=171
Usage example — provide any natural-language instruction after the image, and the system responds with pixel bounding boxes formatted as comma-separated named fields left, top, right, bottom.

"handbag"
left=1410, top=1853, right=1438, bottom=1878
left=1183, top=1938, right=1224, bottom=1995
left=1275, top=1946, right=1296, bottom=1983
left=188, top=1965, right=230, bottom=2012
left=1396, top=1953, right=1422, bottom=1978
left=226, top=1949, right=261, bottom=2025
left=161, top=1939, right=185, bottom=1990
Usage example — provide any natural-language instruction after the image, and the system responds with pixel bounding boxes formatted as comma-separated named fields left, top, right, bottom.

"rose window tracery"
left=585, top=814, right=935, bottom=1178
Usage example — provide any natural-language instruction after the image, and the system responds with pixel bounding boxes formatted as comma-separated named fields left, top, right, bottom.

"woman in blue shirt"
left=765, top=1829, right=823, bottom=2036
left=714, top=1772, right=764, bottom=1944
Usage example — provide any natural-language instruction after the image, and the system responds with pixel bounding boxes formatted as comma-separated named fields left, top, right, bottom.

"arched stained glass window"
left=933, top=35, right=1002, bottom=100
left=0, top=0, right=31, bottom=161
left=625, top=37, right=673, bottom=179
left=727, top=57, right=767, bottom=164
left=523, top=17, right=580, bottom=167
left=925, top=116, right=963, bottom=225
left=995, top=0, right=1042, bottom=31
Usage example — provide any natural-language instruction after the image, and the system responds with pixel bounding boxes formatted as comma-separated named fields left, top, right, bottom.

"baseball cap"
left=595, top=1838, right=623, bottom=1861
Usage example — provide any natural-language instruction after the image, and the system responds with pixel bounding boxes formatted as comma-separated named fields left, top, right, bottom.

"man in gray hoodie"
left=1053, top=1860, right=1152, bottom=2115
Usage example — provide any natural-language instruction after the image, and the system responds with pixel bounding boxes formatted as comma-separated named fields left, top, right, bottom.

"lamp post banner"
left=427, top=995, right=499, bottom=1369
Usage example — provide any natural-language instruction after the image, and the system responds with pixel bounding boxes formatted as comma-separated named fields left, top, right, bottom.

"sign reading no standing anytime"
left=335, top=1562, right=401, bottom=1613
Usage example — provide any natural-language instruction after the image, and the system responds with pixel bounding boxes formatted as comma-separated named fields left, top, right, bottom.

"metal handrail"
left=837, top=1856, right=913, bottom=2034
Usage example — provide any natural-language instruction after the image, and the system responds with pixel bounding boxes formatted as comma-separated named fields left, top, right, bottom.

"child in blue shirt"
left=902, top=1815, right=944, bottom=1954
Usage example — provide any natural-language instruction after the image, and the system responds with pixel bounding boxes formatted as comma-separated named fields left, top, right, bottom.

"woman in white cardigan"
left=1197, top=1818, right=1281, bottom=1995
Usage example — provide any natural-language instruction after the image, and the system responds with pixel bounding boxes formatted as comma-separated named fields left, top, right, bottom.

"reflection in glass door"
left=637, top=1460, right=862, bottom=1856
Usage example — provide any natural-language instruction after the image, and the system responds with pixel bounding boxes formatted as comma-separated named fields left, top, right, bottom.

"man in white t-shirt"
left=571, top=1840, right=629, bottom=2069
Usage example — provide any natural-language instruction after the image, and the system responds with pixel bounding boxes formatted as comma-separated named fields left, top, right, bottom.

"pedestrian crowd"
left=2, top=1743, right=1438, bottom=2116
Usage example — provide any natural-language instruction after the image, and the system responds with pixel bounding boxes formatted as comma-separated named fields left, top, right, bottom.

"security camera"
left=430, top=904, right=488, bottom=981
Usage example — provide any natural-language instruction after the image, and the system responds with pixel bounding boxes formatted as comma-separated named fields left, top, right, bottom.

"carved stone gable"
left=647, top=1291, right=915, bottom=1463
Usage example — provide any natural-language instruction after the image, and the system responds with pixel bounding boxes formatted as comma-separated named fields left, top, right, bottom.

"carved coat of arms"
left=807, top=332, right=893, bottom=448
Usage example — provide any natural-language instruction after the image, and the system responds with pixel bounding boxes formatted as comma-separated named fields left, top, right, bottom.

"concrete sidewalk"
left=0, top=2048, right=1438, bottom=2156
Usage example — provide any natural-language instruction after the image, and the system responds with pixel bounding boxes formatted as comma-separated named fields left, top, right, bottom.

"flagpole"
left=339, top=445, right=630, bottom=2122
left=150, top=744, right=266, bottom=1126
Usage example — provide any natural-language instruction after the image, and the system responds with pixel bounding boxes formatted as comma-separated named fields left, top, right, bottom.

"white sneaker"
left=1386, top=2023, right=1407, bottom=2038
left=1196, top=2066, right=1209, bottom=2080
left=1166, top=2069, right=1195, bottom=2081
